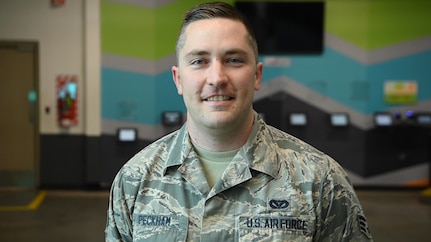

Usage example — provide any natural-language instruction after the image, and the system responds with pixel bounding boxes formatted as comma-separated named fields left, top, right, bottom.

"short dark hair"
left=175, top=1, right=259, bottom=63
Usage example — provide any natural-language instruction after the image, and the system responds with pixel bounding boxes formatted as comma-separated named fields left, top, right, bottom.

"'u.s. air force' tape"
left=239, top=216, right=310, bottom=233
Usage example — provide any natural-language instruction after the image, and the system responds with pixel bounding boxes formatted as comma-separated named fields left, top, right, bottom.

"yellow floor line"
left=0, top=190, right=47, bottom=211
left=420, top=187, right=431, bottom=197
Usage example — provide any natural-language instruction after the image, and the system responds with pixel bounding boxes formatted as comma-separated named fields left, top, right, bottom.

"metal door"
left=0, top=41, right=39, bottom=189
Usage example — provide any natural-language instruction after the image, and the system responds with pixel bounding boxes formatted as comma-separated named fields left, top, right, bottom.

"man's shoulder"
left=121, top=129, right=184, bottom=175
left=263, top=124, right=325, bottom=157
left=260, top=123, right=340, bottom=175
left=263, top=124, right=351, bottom=188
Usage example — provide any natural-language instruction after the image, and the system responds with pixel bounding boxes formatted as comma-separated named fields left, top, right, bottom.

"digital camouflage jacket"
left=105, top=112, right=373, bottom=242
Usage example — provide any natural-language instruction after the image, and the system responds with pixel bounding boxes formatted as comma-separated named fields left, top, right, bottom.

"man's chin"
left=204, top=113, right=235, bottom=128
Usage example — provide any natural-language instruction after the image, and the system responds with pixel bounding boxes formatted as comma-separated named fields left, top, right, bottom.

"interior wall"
left=100, top=0, right=431, bottom=187
left=0, top=0, right=429, bottom=188
left=0, top=0, right=101, bottom=188
left=0, top=0, right=101, bottom=135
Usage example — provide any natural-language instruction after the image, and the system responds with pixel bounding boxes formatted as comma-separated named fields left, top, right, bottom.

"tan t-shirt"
left=192, top=142, right=239, bottom=187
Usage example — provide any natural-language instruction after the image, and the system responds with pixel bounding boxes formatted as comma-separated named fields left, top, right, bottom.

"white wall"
left=0, top=0, right=100, bottom=135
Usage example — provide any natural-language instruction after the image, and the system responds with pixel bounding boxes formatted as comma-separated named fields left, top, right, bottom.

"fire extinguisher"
left=56, top=75, right=78, bottom=127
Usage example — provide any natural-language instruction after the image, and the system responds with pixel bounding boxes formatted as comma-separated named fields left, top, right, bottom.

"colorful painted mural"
left=100, top=0, right=431, bottom=185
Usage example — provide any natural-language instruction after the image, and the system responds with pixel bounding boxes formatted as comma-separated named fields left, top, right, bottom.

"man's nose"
left=207, top=61, right=228, bottom=87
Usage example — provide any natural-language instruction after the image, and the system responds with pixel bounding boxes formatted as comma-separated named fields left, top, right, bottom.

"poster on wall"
left=384, top=81, right=418, bottom=104
left=56, top=75, right=78, bottom=127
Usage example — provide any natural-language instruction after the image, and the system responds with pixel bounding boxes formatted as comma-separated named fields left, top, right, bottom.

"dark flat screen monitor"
left=235, top=1, right=325, bottom=55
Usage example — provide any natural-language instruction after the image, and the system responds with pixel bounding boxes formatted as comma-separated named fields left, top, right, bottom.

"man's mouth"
left=205, top=95, right=233, bottom=101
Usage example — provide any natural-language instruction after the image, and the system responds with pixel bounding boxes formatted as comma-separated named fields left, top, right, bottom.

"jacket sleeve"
left=314, top=157, right=373, bottom=242
left=105, top=168, right=139, bottom=242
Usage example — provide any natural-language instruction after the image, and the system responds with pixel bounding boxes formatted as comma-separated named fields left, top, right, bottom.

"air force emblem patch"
left=269, top=199, right=289, bottom=209
left=268, top=197, right=292, bottom=211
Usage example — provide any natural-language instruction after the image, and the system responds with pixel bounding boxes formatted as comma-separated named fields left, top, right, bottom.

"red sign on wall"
left=51, top=0, right=66, bottom=7
left=56, top=75, right=78, bottom=127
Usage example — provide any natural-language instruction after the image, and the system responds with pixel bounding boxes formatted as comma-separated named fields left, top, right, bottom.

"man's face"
left=172, top=18, right=263, bottom=131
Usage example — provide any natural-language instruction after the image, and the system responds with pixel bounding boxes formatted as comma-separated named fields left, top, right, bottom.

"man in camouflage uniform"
left=105, top=2, right=373, bottom=241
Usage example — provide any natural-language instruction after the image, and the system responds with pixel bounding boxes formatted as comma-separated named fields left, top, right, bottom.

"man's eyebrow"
left=184, top=50, right=209, bottom=59
left=184, top=49, right=250, bottom=59
left=225, top=49, right=248, bottom=56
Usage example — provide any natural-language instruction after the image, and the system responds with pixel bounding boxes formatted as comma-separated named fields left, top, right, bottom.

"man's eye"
left=190, top=59, right=206, bottom=65
left=227, top=58, right=244, bottom=65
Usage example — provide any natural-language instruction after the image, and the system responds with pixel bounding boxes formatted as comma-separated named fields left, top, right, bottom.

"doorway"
left=0, top=41, right=39, bottom=189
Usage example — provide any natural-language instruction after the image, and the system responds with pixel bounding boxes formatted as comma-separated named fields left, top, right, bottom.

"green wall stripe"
left=326, top=0, right=431, bottom=50
left=102, top=0, right=234, bottom=59
left=103, top=0, right=431, bottom=59
left=368, top=1, right=431, bottom=50
left=325, top=1, right=370, bottom=49
left=101, top=1, right=156, bottom=58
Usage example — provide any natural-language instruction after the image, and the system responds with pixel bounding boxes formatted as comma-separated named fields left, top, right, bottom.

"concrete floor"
left=0, top=189, right=430, bottom=242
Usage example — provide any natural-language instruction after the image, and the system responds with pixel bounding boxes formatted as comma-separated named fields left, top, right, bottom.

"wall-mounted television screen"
left=235, top=1, right=325, bottom=55
left=416, top=112, right=431, bottom=126
left=289, top=113, right=307, bottom=126
left=330, top=113, right=349, bottom=127
left=373, top=112, right=393, bottom=127
left=162, top=111, right=182, bottom=126
left=117, top=128, right=137, bottom=142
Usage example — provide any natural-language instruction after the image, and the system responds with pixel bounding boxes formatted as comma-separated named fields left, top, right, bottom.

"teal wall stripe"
left=154, top=70, right=186, bottom=113
left=368, top=50, right=431, bottom=113
left=102, top=68, right=156, bottom=124
left=261, top=47, right=368, bottom=114
left=102, top=48, right=431, bottom=124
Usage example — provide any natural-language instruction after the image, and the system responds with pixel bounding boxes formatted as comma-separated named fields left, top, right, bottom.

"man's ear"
left=254, top=62, right=263, bottom=91
left=172, top=66, right=183, bottom=95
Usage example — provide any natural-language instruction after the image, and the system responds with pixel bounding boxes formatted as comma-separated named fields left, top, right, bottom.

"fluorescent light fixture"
left=373, top=112, right=393, bottom=126
left=289, top=113, right=307, bottom=126
left=117, top=128, right=137, bottom=142
left=331, top=113, right=349, bottom=127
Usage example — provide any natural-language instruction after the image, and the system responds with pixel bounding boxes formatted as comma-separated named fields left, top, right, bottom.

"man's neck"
left=187, top=112, right=255, bottom=152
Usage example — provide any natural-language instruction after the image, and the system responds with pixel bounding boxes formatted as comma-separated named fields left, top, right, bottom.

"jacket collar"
left=163, top=112, right=280, bottom=179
